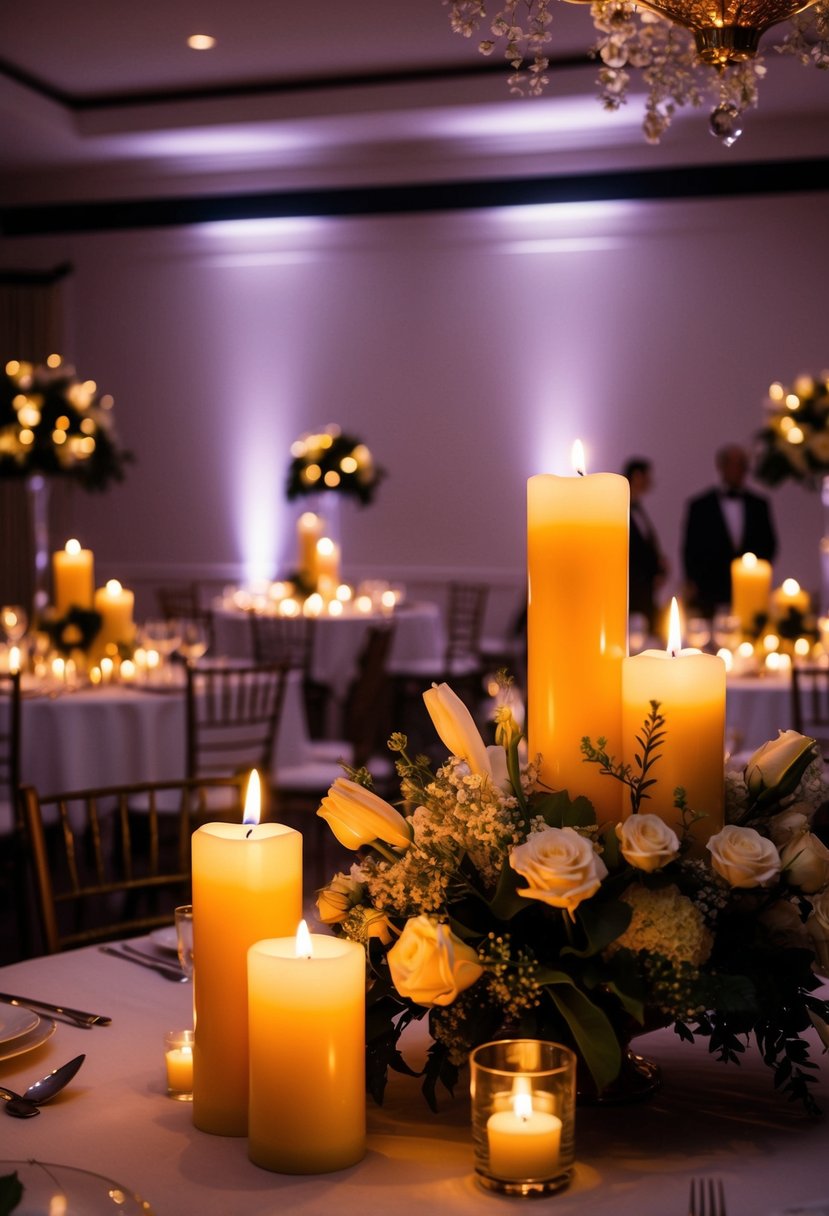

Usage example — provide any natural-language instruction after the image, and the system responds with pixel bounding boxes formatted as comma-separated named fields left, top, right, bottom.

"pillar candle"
left=315, top=537, right=340, bottom=600
left=772, top=578, right=810, bottom=620
left=487, top=1090, right=562, bottom=1182
left=248, top=922, right=365, bottom=1174
left=297, top=512, right=322, bottom=586
left=93, top=580, right=135, bottom=651
left=52, top=539, right=94, bottom=615
left=527, top=444, right=628, bottom=823
left=730, top=552, right=772, bottom=634
left=622, top=599, right=725, bottom=849
left=191, top=773, right=303, bottom=1136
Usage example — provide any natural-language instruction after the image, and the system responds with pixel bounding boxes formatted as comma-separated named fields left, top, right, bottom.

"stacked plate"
left=0, top=1003, right=56, bottom=1061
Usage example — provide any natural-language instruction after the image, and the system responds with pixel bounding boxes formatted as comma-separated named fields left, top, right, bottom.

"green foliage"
left=581, top=701, right=666, bottom=814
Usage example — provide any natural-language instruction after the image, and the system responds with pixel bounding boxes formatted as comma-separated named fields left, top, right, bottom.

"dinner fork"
left=689, top=1177, right=727, bottom=1216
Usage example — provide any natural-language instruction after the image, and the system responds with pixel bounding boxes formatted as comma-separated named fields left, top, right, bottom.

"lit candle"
left=730, top=552, right=772, bottom=635
left=622, top=598, right=726, bottom=849
left=52, top=539, right=94, bottom=616
left=93, top=579, right=135, bottom=650
left=165, top=1029, right=195, bottom=1098
left=487, top=1087, right=562, bottom=1182
left=191, top=771, right=303, bottom=1137
left=315, top=537, right=340, bottom=600
left=772, top=578, right=810, bottom=620
left=247, top=920, right=366, bottom=1173
left=297, top=512, right=322, bottom=586
left=8, top=646, right=20, bottom=675
left=527, top=442, right=628, bottom=823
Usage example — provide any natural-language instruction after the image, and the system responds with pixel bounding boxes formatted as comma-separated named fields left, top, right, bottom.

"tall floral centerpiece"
left=754, top=371, right=829, bottom=612
left=0, top=357, right=132, bottom=611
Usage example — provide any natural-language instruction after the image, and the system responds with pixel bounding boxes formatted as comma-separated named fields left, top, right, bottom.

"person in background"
left=624, top=457, right=668, bottom=632
left=681, top=443, right=777, bottom=618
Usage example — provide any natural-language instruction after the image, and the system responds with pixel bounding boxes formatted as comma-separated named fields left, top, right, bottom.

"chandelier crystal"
left=444, top=0, right=829, bottom=143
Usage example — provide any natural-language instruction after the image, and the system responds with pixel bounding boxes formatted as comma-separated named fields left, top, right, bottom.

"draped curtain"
left=0, top=264, right=72, bottom=614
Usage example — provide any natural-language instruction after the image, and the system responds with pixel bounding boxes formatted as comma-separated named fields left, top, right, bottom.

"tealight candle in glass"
left=470, top=1039, right=575, bottom=1197
left=164, top=1029, right=194, bottom=1100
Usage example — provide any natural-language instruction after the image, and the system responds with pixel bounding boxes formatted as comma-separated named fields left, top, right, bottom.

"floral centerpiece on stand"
left=755, top=372, right=829, bottom=490
left=316, top=682, right=829, bottom=1115
left=285, top=425, right=384, bottom=506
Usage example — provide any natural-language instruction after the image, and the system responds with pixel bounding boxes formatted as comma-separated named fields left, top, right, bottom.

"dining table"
left=725, top=671, right=793, bottom=753
left=1, top=939, right=827, bottom=1216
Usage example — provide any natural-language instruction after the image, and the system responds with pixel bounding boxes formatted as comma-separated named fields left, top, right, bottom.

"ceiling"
left=1, top=0, right=828, bottom=218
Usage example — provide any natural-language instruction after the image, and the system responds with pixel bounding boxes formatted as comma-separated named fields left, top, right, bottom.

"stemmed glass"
left=142, top=619, right=183, bottom=683
left=175, top=904, right=194, bottom=982
left=176, top=619, right=210, bottom=665
left=686, top=617, right=712, bottom=651
left=712, top=611, right=742, bottom=652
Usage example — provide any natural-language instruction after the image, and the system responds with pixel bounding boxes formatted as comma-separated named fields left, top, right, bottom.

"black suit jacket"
left=629, top=506, right=664, bottom=627
left=682, top=487, right=777, bottom=616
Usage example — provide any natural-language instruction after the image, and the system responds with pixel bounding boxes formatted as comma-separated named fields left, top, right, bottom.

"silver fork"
left=689, top=1178, right=727, bottom=1216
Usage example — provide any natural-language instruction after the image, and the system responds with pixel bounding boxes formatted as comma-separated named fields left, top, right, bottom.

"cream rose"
left=807, top=890, right=829, bottom=976
left=387, top=915, right=483, bottom=1006
left=744, top=730, right=817, bottom=807
left=768, top=805, right=811, bottom=847
left=615, top=814, right=680, bottom=873
left=510, top=827, right=607, bottom=917
left=423, top=682, right=492, bottom=779
left=316, top=870, right=365, bottom=925
left=706, top=824, right=781, bottom=888
left=317, top=777, right=412, bottom=851
left=780, top=831, right=829, bottom=894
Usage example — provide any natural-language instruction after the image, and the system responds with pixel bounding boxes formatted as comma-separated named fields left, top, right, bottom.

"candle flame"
left=782, top=577, right=801, bottom=596
left=8, top=646, right=20, bottom=674
left=571, top=439, right=586, bottom=477
left=667, top=597, right=682, bottom=657
left=316, top=536, right=335, bottom=556
left=243, top=769, right=261, bottom=827
left=296, top=918, right=313, bottom=958
left=512, top=1090, right=533, bottom=1121
left=741, top=551, right=758, bottom=569
left=105, top=579, right=122, bottom=596
left=65, top=537, right=81, bottom=555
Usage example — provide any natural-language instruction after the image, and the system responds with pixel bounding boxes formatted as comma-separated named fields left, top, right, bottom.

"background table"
left=1, top=942, right=827, bottom=1216
left=726, top=673, right=792, bottom=753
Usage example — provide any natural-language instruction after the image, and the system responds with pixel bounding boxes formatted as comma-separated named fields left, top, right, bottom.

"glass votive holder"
left=164, top=1029, right=194, bottom=1101
left=470, top=1039, right=576, bottom=1198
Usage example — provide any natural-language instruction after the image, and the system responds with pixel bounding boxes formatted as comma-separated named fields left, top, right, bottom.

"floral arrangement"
left=316, top=682, right=829, bottom=1114
left=755, top=372, right=829, bottom=490
left=443, top=0, right=829, bottom=145
left=285, top=426, right=383, bottom=506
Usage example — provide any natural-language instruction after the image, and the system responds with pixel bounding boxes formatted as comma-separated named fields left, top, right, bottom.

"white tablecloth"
left=726, top=673, right=792, bottom=753
left=1, top=943, right=827, bottom=1216
left=213, top=602, right=444, bottom=698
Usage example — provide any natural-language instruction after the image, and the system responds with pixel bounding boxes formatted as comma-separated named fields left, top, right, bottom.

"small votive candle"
left=470, top=1039, right=575, bottom=1197
left=165, top=1029, right=194, bottom=1101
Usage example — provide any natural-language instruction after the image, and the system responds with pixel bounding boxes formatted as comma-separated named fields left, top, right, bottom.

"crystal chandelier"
left=444, top=0, right=829, bottom=143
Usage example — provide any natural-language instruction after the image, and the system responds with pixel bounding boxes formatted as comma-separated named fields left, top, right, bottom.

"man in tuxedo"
left=624, top=457, right=668, bottom=631
left=682, top=443, right=777, bottom=617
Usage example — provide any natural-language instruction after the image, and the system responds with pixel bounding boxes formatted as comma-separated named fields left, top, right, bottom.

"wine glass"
left=686, top=617, right=712, bottom=651
left=1, top=605, right=28, bottom=644
left=628, top=613, right=649, bottom=654
left=142, top=618, right=183, bottom=682
left=177, top=619, right=210, bottom=665
left=175, top=904, right=194, bottom=981
left=712, top=611, right=742, bottom=652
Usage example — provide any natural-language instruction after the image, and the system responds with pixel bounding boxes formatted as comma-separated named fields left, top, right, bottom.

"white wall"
left=2, top=189, right=826, bottom=634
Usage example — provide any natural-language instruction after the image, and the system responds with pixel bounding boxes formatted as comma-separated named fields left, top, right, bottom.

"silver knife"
left=119, top=942, right=186, bottom=975
left=98, top=945, right=188, bottom=982
left=0, top=992, right=112, bottom=1026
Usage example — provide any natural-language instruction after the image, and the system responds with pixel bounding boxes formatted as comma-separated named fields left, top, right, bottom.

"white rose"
left=423, top=682, right=493, bottom=779
left=780, top=831, right=829, bottom=894
left=510, top=827, right=608, bottom=917
left=615, top=814, right=680, bottom=873
left=317, top=777, right=412, bottom=851
left=768, top=805, right=811, bottom=847
left=316, top=870, right=365, bottom=925
left=744, top=730, right=817, bottom=807
left=387, top=915, right=483, bottom=1007
left=706, top=824, right=781, bottom=888
left=807, top=890, right=829, bottom=976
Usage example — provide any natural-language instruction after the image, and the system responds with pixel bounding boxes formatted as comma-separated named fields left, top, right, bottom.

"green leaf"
left=530, top=789, right=597, bottom=829
left=545, top=980, right=623, bottom=1094
left=562, top=898, right=632, bottom=958
left=487, top=856, right=528, bottom=921
left=601, top=821, right=622, bottom=871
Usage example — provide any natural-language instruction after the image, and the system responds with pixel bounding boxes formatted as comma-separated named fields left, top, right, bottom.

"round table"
left=726, top=672, right=792, bottom=753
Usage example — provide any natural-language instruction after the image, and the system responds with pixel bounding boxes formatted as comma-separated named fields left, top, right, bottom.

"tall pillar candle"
left=315, top=537, right=340, bottom=600
left=52, top=539, right=94, bottom=615
left=731, top=552, right=772, bottom=635
left=297, top=512, right=322, bottom=587
left=192, top=777, right=302, bottom=1136
left=527, top=450, right=628, bottom=823
left=248, top=924, right=365, bottom=1173
left=93, top=579, right=135, bottom=650
left=622, top=599, right=726, bottom=849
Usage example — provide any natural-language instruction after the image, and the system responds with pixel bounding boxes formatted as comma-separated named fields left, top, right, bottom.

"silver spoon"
left=0, top=1053, right=85, bottom=1118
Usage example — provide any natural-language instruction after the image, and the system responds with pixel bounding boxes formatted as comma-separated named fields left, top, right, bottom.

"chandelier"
left=444, top=0, right=829, bottom=143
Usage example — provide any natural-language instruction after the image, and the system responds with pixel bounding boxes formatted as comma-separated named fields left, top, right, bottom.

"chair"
left=791, top=664, right=829, bottom=756
left=186, top=662, right=288, bottom=812
left=0, top=671, right=27, bottom=956
left=156, top=582, right=215, bottom=653
left=21, top=774, right=247, bottom=954
left=249, top=614, right=329, bottom=737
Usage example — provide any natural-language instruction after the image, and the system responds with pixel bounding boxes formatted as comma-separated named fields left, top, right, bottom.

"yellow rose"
left=316, top=870, right=365, bottom=925
left=510, top=827, right=607, bottom=917
left=744, top=731, right=817, bottom=808
left=387, top=915, right=483, bottom=1007
left=706, top=825, right=781, bottom=888
left=423, top=682, right=492, bottom=779
left=780, top=831, right=829, bottom=894
left=616, top=814, right=680, bottom=873
left=807, top=890, right=829, bottom=976
left=317, top=777, right=412, bottom=851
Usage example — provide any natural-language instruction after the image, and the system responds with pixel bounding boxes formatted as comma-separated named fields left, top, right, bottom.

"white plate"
left=0, top=1160, right=155, bottom=1215
left=0, top=1004, right=39, bottom=1045
left=0, top=1017, right=55, bottom=1062
left=148, top=926, right=178, bottom=954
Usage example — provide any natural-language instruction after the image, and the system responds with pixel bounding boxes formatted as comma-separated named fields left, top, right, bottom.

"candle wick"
left=245, top=827, right=254, bottom=839
left=577, top=469, right=585, bottom=477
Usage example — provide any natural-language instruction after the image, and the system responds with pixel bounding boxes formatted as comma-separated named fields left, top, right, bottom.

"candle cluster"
left=220, top=571, right=404, bottom=620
